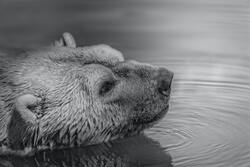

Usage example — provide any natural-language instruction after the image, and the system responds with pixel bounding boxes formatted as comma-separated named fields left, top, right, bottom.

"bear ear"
left=7, top=94, right=42, bottom=148
left=7, top=94, right=41, bottom=148
left=54, top=32, right=77, bottom=48
left=13, top=94, right=41, bottom=124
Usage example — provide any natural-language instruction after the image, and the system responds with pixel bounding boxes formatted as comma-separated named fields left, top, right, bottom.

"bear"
left=0, top=32, right=173, bottom=155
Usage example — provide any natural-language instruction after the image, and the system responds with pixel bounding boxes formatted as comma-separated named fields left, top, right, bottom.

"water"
left=0, top=0, right=250, bottom=166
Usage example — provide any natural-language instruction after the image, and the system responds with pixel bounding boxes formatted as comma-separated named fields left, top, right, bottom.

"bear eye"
left=99, top=80, right=117, bottom=96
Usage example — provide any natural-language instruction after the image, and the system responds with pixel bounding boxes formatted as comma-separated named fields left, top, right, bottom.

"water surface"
left=0, top=0, right=249, bottom=166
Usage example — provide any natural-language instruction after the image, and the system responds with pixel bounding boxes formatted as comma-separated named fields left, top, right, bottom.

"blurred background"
left=0, top=0, right=250, bottom=166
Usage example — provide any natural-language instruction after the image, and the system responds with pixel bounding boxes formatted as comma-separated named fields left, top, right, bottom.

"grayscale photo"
left=0, top=0, right=249, bottom=167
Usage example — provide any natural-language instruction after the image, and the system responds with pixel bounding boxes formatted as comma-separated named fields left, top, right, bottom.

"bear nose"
left=155, top=68, right=174, bottom=96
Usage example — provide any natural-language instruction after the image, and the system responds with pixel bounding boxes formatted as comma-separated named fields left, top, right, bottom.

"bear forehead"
left=18, top=44, right=125, bottom=89
left=31, top=44, right=125, bottom=67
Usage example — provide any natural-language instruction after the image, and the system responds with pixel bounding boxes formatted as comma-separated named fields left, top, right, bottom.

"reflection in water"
left=0, top=0, right=250, bottom=166
left=0, top=135, right=172, bottom=167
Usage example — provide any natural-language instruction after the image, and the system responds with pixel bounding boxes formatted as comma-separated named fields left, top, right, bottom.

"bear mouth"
left=133, top=105, right=169, bottom=125
left=147, top=105, right=169, bottom=124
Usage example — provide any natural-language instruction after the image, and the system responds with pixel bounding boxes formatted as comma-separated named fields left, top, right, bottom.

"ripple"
left=146, top=77, right=250, bottom=167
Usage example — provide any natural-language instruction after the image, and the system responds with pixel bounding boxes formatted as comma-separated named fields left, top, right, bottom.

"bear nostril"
left=156, top=68, right=174, bottom=96
left=158, top=80, right=171, bottom=96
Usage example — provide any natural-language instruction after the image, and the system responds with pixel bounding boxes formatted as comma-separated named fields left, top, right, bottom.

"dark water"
left=0, top=0, right=250, bottom=166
